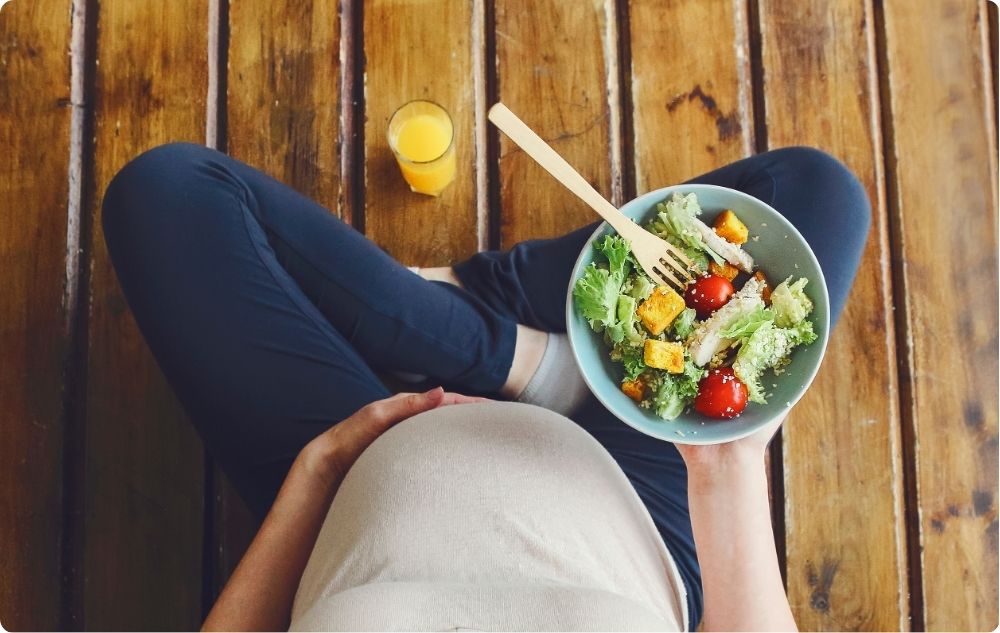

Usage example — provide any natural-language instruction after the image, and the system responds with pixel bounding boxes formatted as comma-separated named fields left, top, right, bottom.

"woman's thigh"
left=104, top=143, right=523, bottom=516
left=102, top=143, right=389, bottom=516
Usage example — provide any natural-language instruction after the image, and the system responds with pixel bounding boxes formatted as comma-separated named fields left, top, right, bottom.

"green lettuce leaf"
left=607, top=294, right=644, bottom=345
left=732, top=319, right=818, bottom=403
left=573, top=235, right=635, bottom=335
left=618, top=343, right=646, bottom=381
left=647, top=193, right=725, bottom=266
left=786, top=319, right=818, bottom=347
left=595, top=235, right=631, bottom=281
left=671, top=307, right=698, bottom=340
left=646, top=218, right=709, bottom=274
left=719, top=305, right=775, bottom=341
left=771, top=277, right=814, bottom=327
left=653, top=358, right=706, bottom=420
left=573, top=264, right=619, bottom=332
left=626, top=273, right=655, bottom=301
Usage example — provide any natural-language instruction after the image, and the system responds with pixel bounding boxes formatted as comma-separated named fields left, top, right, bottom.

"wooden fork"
left=488, top=103, right=695, bottom=292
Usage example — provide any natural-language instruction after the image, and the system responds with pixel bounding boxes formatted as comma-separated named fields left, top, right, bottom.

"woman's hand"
left=298, top=387, right=488, bottom=485
left=204, top=386, right=486, bottom=631
left=675, top=411, right=787, bottom=477
left=677, top=410, right=798, bottom=631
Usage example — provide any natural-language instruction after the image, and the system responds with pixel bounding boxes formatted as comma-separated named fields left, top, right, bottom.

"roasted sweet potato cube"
left=636, top=285, right=686, bottom=335
left=714, top=209, right=749, bottom=245
left=621, top=378, right=646, bottom=402
left=708, top=260, right=740, bottom=281
left=643, top=339, right=685, bottom=373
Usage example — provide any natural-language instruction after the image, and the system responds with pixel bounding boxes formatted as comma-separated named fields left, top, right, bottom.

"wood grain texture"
left=85, top=1, right=208, bottom=629
left=228, top=0, right=341, bottom=211
left=363, top=0, right=479, bottom=265
left=757, top=1, right=908, bottom=629
left=882, top=0, right=999, bottom=629
left=216, top=0, right=343, bottom=596
left=495, top=0, right=618, bottom=246
left=0, top=0, right=73, bottom=628
left=628, top=0, right=754, bottom=192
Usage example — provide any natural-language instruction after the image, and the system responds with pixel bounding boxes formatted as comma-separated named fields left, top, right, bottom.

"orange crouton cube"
left=636, top=285, right=686, bottom=335
left=643, top=339, right=685, bottom=373
left=714, top=209, right=749, bottom=245
left=753, top=270, right=772, bottom=304
left=621, top=378, right=646, bottom=402
left=709, top=260, right=740, bottom=281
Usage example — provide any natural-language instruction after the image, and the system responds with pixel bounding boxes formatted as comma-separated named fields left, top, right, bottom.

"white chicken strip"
left=695, top=220, right=755, bottom=272
left=686, top=277, right=765, bottom=366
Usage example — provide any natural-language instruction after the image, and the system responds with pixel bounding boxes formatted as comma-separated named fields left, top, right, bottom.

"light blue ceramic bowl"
left=565, top=184, right=830, bottom=444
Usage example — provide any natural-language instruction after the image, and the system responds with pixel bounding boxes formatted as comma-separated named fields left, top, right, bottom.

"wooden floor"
left=1, top=0, right=997, bottom=630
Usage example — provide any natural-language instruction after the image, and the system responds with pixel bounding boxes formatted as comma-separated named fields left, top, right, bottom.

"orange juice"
left=388, top=101, right=456, bottom=196
left=397, top=115, right=450, bottom=161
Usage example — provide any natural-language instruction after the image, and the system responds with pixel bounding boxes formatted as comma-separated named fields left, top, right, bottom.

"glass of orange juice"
left=387, top=100, right=456, bottom=196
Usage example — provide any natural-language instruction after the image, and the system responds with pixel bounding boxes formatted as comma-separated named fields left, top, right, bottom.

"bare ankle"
left=500, top=325, right=547, bottom=399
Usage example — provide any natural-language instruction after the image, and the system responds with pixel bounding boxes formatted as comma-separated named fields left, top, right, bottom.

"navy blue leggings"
left=102, top=143, right=869, bottom=630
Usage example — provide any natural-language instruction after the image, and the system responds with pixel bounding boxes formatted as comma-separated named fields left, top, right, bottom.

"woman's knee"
left=767, top=145, right=871, bottom=230
left=101, top=142, right=220, bottom=241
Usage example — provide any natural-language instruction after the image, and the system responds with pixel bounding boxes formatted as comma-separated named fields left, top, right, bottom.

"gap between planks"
left=602, top=0, right=624, bottom=208
left=613, top=0, right=636, bottom=202
left=862, top=0, right=911, bottom=628
left=62, top=0, right=98, bottom=627
left=980, top=0, right=999, bottom=203
left=472, top=0, right=488, bottom=252
left=483, top=0, right=502, bottom=251
left=339, top=0, right=364, bottom=229
left=872, top=0, right=924, bottom=627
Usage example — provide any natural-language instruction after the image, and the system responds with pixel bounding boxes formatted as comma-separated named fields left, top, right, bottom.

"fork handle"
left=487, top=103, right=645, bottom=241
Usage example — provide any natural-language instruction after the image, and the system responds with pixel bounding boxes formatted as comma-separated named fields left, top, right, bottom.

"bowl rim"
left=564, top=183, right=831, bottom=445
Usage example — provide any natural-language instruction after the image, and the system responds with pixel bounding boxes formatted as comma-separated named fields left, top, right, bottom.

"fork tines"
left=652, top=259, right=691, bottom=292
left=654, top=244, right=695, bottom=291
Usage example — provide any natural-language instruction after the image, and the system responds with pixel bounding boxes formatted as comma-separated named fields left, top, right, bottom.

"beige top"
left=290, top=402, right=687, bottom=631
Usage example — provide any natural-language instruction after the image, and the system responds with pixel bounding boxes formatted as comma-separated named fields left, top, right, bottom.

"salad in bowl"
left=566, top=185, right=829, bottom=443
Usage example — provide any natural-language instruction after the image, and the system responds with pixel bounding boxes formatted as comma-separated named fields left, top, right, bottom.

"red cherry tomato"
left=684, top=274, right=735, bottom=319
left=694, top=367, right=749, bottom=419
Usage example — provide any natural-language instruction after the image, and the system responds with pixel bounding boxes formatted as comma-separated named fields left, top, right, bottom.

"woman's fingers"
left=439, top=392, right=492, bottom=405
left=356, top=388, right=490, bottom=438
left=366, top=387, right=445, bottom=426
left=374, top=389, right=490, bottom=410
left=310, top=388, right=489, bottom=476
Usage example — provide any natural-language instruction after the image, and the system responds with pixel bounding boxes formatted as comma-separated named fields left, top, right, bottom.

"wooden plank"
left=0, top=0, right=73, bottom=629
left=84, top=1, right=208, bottom=629
left=881, top=0, right=999, bottom=629
left=756, top=1, right=909, bottom=629
left=215, top=0, right=343, bottom=597
left=227, top=0, right=342, bottom=211
left=495, top=0, right=619, bottom=246
left=363, top=0, right=480, bottom=265
left=628, top=0, right=754, bottom=193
